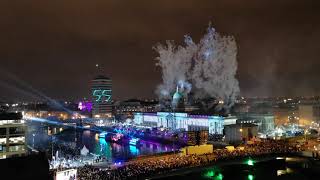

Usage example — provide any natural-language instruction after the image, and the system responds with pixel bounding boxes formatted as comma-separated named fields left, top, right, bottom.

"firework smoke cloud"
left=154, top=24, right=239, bottom=109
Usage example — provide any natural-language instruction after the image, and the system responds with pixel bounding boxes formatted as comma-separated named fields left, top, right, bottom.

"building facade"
left=134, top=112, right=224, bottom=134
left=224, top=124, right=258, bottom=143
left=237, top=113, right=275, bottom=134
left=0, top=113, right=26, bottom=159
left=91, top=75, right=112, bottom=118
left=114, top=99, right=159, bottom=120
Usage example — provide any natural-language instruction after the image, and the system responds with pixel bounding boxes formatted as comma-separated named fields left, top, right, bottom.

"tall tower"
left=91, top=75, right=112, bottom=118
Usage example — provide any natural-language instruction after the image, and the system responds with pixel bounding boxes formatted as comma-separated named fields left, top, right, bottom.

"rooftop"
left=225, top=123, right=258, bottom=128
left=0, top=112, right=22, bottom=120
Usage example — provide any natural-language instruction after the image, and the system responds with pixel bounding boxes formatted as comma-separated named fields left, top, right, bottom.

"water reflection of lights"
left=203, top=167, right=223, bottom=180
left=83, top=130, right=91, bottom=136
left=129, top=138, right=140, bottom=146
left=277, top=168, right=293, bottom=176
left=248, top=174, right=254, bottom=180
left=246, top=159, right=254, bottom=166
left=129, top=145, right=139, bottom=155
left=111, top=133, right=123, bottom=142
left=285, top=157, right=306, bottom=162
left=98, top=132, right=108, bottom=139
left=28, top=120, right=176, bottom=167
left=111, top=143, right=122, bottom=152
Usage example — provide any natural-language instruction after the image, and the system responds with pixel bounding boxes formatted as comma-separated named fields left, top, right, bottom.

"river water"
left=156, top=156, right=320, bottom=180
left=26, top=122, right=174, bottom=163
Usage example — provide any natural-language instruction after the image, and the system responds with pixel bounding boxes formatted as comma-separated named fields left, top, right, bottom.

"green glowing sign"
left=93, top=89, right=112, bottom=102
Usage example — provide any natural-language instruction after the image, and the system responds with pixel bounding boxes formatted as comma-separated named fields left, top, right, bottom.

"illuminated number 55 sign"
left=93, top=89, right=112, bottom=102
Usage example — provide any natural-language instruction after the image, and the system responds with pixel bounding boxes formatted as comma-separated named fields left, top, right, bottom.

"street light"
left=240, top=128, right=243, bottom=143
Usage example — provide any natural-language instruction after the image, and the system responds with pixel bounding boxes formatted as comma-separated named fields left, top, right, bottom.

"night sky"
left=1, top=0, right=320, bottom=102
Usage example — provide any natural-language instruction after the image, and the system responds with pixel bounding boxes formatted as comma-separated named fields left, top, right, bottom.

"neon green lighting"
left=102, top=90, right=111, bottom=102
left=204, top=170, right=215, bottom=177
left=215, top=173, right=223, bottom=180
left=93, top=90, right=102, bottom=102
left=246, top=159, right=254, bottom=166
left=93, top=89, right=112, bottom=102
left=203, top=168, right=222, bottom=179
left=248, top=174, right=254, bottom=180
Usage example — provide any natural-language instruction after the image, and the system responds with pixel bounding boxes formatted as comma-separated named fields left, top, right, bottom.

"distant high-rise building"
left=91, top=75, right=112, bottom=118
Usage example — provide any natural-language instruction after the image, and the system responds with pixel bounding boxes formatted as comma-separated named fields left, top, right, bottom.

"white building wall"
left=134, top=112, right=224, bottom=134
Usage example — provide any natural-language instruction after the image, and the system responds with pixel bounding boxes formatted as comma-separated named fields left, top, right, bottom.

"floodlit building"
left=91, top=75, right=112, bottom=118
left=237, top=113, right=275, bottom=134
left=223, top=116, right=238, bottom=126
left=224, top=123, right=258, bottom=143
left=0, top=112, right=26, bottom=159
left=114, top=99, right=159, bottom=120
left=134, top=112, right=224, bottom=134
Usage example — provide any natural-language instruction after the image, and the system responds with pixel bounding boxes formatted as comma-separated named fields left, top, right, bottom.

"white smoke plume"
left=154, top=24, right=240, bottom=110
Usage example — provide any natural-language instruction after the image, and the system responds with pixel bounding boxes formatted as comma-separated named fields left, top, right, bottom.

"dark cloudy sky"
left=1, top=0, right=320, bottom=101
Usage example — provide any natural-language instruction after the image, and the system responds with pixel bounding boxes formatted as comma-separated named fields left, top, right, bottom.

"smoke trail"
left=154, top=24, right=240, bottom=110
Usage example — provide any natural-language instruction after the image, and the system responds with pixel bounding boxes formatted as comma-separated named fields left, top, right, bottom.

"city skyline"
left=2, top=1, right=320, bottom=179
left=1, top=0, right=320, bottom=101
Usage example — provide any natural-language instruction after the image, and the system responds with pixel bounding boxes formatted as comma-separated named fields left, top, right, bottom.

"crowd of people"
left=75, top=140, right=301, bottom=180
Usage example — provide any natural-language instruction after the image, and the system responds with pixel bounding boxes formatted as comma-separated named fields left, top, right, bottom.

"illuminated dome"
left=172, top=86, right=184, bottom=109
left=173, top=86, right=183, bottom=100
left=173, top=91, right=182, bottom=100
